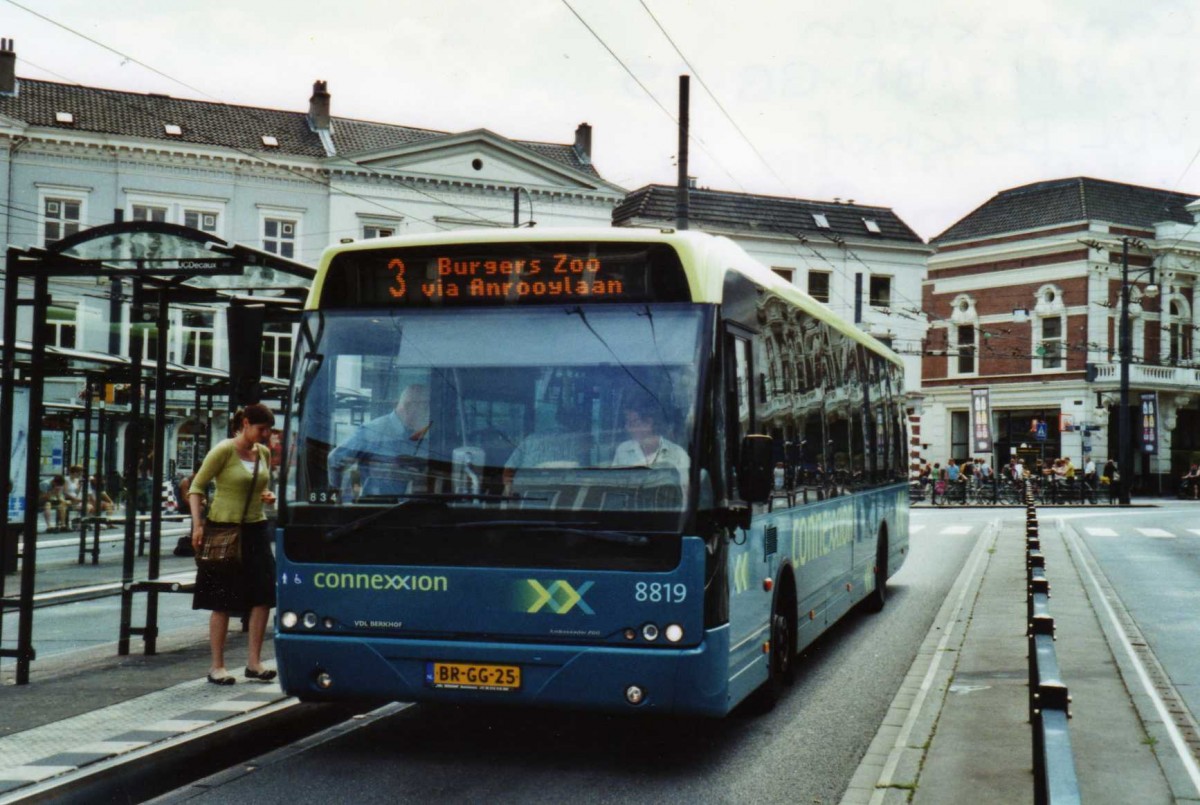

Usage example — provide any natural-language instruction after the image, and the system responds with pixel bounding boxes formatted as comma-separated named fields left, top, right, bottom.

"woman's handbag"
left=197, top=448, right=260, bottom=568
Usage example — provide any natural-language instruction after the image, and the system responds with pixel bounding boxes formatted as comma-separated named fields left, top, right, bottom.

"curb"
left=839, top=518, right=999, bottom=804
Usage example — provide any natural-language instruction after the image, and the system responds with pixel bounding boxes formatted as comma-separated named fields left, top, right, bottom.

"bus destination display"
left=321, top=242, right=691, bottom=307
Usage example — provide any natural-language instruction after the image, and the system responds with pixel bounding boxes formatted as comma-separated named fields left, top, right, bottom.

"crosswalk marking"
left=909, top=525, right=926, bottom=533
left=1189, top=529, right=1200, bottom=537
left=1137, top=528, right=1175, bottom=538
left=941, top=525, right=972, bottom=535
left=1085, top=527, right=1119, bottom=537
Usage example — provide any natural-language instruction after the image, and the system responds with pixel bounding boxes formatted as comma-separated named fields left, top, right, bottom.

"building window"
left=1039, top=317, right=1064, bottom=369
left=1032, top=284, right=1066, bottom=373
left=184, top=210, right=220, bottom=233
left=44, top=304, right=77, bottom=349
left=869, top=275, right=892, bottom=308
left=807, top=270, right=831, bottom=304
left=771, top=267, right=794, bottom=284
left=263, top=218, right=296, bottom=258
left=262, top=322, right=294, bottom=380
left=948, top=294, right=979, bottom=377
left=43, top=197, right=82, bottom=245
left=363, top=225, right=395, bottom=239
left=180, top=310, right=214, bottom=368
left=1167, top=299, right=1193, bottom=366
left=132, top=204, right=167, bottom=223
left=956, top=325, right=976, bottom=374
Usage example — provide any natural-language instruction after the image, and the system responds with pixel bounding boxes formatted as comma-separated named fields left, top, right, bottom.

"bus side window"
left=726, top=331, right=754, bottom=496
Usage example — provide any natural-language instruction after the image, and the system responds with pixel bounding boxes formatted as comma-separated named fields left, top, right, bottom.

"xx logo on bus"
left=520, top=580, right=595, bottom=615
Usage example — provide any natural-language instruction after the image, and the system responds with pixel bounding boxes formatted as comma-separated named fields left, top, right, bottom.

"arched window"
left=1167, top=297, right=1194, bottom=366
left=948, top=294, right=978, bottom=376
left=1032, top=285, right=1065, bottom=372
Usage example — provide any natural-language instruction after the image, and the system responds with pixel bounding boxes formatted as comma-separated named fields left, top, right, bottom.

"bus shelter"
left=1, top=221, right=313, bottom=684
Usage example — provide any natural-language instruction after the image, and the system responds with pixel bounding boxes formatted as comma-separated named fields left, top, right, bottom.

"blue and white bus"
left=276, top=228, right=908, bottom=716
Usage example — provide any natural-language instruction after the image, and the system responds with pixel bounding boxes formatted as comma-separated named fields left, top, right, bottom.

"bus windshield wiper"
left=324, top=493, right=521, bottom=542
left=457, top=519, right=650, bottom=547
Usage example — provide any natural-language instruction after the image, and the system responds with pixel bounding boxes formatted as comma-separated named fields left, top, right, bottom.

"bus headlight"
left=281, top=611, right=299, bottom=629
left=641, top=623, right=659, bottom=642
left=302, top=611, right=319, bottom=629
left=665, top=624, right=684, bottom=643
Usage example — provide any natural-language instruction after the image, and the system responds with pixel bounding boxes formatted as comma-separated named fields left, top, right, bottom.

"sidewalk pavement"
left=841, top=509, right=1181, bottom=804
left=0, top=624, right=286, bottom=801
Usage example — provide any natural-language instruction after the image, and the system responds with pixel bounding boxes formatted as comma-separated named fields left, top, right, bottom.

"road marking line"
left=909, top=525, right=926, bottom=533
left=1187, top=529, right=1200, bottom=537
left=1062, top=520, right=1200, bottom=797
left=940, top=525, right=972, bottom=535
left=1136, top=528, right=1175, bottom=538
left=1084, top=527, right=1119, bottom=537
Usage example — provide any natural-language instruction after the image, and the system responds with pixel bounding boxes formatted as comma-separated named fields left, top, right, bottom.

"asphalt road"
left=1057, top=503, right=1200, bottom=735
left=151, top=509, right=994, bottom=805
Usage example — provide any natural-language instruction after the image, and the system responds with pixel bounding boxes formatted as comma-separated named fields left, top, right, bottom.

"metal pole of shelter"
left=14, top=272, right=50, bottom=683
left=118, top=278, right=144, bottom=655
left=78, top=378, right=93, bottom=564
left=144, top=288, right=171, bottom=654
left=0, top=249, right=20, bottom=667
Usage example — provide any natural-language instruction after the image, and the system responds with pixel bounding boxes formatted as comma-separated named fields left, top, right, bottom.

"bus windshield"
left=289, top=304, right=708, bottom=537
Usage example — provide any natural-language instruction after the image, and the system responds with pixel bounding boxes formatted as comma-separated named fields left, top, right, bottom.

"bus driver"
left=328, top=384, right=432, bottom=498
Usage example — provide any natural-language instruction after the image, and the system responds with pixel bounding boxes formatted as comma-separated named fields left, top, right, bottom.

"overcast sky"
left=6, top=0, right=1200, bottom=240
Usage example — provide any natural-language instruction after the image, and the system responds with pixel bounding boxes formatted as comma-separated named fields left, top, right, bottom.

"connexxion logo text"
left=313, top=572, right=448, bottom=592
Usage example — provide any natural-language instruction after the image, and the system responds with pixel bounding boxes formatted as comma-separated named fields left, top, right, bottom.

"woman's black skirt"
left=192, top=520, right=276, bottom=614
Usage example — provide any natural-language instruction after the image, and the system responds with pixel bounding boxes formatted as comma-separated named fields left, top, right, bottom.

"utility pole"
left=676, top=75, right=689, bottom=231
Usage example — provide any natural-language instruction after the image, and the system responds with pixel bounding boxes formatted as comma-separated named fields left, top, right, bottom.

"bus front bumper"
left=275, top=627, right=732, bottom=716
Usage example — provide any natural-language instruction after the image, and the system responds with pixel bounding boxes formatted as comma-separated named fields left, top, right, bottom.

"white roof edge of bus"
left=306, top=227, right=903, bottom=369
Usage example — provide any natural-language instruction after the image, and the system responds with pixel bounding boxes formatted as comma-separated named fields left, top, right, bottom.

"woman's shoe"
left=244, top=667, right=277, bottom=682
left=207, top=670, right=236, bottom=686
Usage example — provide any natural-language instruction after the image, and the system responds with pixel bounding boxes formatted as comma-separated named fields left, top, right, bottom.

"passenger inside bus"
left=327, top=383, right=432, bottom=498
left=612, top=394, right=688, bottom=472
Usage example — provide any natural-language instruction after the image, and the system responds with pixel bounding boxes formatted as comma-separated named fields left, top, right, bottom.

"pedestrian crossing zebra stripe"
left=1136, top=528, right=1175, bottom=538
left=1084, top=527, right=1119, bottom=537
left=940, top=526, right=972, bottom=535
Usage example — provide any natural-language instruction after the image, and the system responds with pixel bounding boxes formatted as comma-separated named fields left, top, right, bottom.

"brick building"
left=921, top=177, right=1200, bottom=491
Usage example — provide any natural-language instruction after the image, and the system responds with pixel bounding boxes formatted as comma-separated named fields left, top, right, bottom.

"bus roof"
left=307, top=227, right=902, bottom=368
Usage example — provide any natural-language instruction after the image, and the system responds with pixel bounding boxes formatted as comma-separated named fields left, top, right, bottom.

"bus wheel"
left=864, top=530, right=888, bottom=613
left=749, top=584, right=795, bottom=712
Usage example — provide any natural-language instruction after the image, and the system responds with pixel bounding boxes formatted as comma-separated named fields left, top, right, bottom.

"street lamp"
left=1115, top=237, right=1157, bottom=505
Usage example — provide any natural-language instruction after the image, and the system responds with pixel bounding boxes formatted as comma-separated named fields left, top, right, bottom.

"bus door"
left=723, top=327, right=775, bottom=683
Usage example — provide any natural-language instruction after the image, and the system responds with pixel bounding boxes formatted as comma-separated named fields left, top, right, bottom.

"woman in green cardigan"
left=188, top=403, right=278, bottom=685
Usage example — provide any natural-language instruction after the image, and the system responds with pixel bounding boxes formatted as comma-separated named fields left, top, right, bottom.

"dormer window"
left=262, top=135, right=279, bottom=147
left=862, top=218, right=881, bottom=234
left=55, top=111, right=75, bottom=124
left=812, top=213, right=830, bottom=229
left=164, top=123, right=182, bottom=136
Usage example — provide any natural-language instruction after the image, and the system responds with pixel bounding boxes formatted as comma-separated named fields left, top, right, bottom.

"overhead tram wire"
left=559, top=0, right=748, bottom=193
left=637, top=0, right=790, bottom=195
left=9, top=46, right=504, bottom=233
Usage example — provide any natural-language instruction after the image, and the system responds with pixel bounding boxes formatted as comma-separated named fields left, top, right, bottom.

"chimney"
left=0, top=38, right=16, bottom=96
left=573, top=122, right=592, bottom=166
left=308, top=80, right=330, bottom=131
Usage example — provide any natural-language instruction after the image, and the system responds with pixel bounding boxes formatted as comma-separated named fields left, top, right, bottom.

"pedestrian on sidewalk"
left=188, top=403, right=278, bottom=686
left=1101, top=458, right=1118, bottom=503
left=1082, top=455, right=1097, bottom=504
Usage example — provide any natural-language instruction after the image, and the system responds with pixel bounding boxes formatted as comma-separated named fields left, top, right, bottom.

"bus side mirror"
left=739, top=434, right=773, bottom=504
